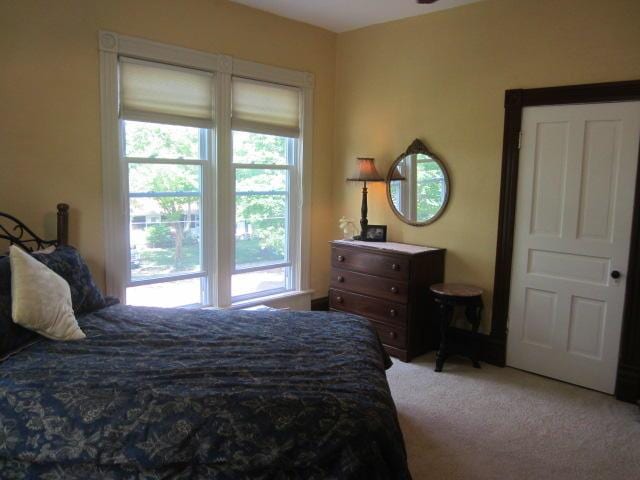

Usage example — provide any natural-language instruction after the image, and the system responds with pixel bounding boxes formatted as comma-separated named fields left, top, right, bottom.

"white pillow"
left=9, top=245, right=85, bottom=341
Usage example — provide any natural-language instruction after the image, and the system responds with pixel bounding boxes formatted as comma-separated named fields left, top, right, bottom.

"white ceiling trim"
left=230, top=0, right=485, bottom=33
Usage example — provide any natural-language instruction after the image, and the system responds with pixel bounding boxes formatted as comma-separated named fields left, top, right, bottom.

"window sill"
left=230, top=289, right=314, bottom=310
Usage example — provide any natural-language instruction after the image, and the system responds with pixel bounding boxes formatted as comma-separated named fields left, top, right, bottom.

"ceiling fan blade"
left=417, top=0, right=440, bottom=4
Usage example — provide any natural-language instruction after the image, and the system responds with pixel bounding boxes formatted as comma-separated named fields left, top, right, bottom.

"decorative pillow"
left=0, top=255, right=40, bottom=360
left=9, top=246, right=85, bottom=341
left=33, top=245, right=106, bottom=314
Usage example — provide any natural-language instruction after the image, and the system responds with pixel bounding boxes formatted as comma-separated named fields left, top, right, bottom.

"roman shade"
left=120, top=58, right=214, bottom=128
left=232, top=77, right=300, bottom=138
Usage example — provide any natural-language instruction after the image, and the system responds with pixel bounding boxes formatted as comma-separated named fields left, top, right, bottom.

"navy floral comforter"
left=0, top=305, right=410, bottom=479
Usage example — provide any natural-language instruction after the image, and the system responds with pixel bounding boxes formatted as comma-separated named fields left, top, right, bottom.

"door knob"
left=611, top=270, right=621, bottom=279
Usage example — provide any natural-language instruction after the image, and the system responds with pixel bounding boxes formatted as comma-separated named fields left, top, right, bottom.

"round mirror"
left=386, top=139, right=450, bottom=226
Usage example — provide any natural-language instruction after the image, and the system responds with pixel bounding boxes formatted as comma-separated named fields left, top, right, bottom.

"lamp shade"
left=347, top=157, right=384, bottom=182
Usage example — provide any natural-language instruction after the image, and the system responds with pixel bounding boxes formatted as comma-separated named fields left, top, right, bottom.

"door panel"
left=521, top=288, right=557, bottom=348
left=530, top=121, right=569, bottom=237
left=578, top=120, right=621, bottom=241
left=567, top=296, right=605, bottom=359
left=507, top=101, right=640, bottom=394
left=527, top=249, right=610, bottom=285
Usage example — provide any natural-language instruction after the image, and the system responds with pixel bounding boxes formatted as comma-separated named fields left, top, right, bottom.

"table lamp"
left=347, top=157, right=384, bottom=239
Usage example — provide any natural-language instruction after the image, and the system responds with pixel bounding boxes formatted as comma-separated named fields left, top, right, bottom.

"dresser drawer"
left=331, top=268, right=408, bottom=303
left=332, top=246, right=409, bottom=280
left=329, top=288, right=407, bottom=326
left=370, top=320, right=407, bottom=349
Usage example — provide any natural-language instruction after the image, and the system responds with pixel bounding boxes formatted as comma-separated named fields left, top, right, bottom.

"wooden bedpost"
left=57, top=203, right=69, bottom=246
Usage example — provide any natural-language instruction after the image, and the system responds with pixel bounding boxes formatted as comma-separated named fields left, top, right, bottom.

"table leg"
left=465, top=303, right=482, bottom=369
left=435, top=303, right=453, bottom=372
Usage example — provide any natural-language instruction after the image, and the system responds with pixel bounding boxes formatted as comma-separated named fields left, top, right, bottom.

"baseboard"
left=311, top=296, right=329, bottom=311
left=615, top=362, right=640, bottom=403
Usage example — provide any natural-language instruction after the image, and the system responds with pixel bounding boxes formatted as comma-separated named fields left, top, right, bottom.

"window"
left=100, top=34, right=312, bottom=309
left=232, top=132, right=295, bottom=300
left=120, top=59, right=213, bottom=307
left=230, top=79, right=300, bottom=301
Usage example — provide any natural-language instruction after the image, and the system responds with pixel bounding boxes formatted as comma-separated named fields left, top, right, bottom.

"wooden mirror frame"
left=386, top=139, right=450, bottom=226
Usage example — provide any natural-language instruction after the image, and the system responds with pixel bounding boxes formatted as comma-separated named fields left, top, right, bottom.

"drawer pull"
left=337, top=255, right=345, bottom=262
left=337, top=275, right=345, bottom=283
left=389, top=331, right=397, bottom=339
left=336, top=296, right=344, bottom=303
left=391, top=263, right=400, bottom=271
left=389, top=309, right=397, bottom=317
left=390, top=286, right=399, bottom=294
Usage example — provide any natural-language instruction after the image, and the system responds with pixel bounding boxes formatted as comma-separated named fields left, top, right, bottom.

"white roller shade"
left=232, top=78, right=300, bottom=138
left=120, top=58, right=213, bottom=128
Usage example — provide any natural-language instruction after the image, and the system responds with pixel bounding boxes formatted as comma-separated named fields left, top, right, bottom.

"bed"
left=0, top=205, right=411, bottom=479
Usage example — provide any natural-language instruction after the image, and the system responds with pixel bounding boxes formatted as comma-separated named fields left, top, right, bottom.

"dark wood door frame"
left=490, top=80, right=640, bottom=402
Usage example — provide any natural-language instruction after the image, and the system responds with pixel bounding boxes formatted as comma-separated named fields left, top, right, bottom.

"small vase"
left=342, top=226, right=354, bottom=241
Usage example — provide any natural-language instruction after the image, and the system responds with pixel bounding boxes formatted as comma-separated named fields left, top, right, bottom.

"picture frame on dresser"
left=363, top=225, right=387, bottom=242
left=329, top=240, right=445, bottom=361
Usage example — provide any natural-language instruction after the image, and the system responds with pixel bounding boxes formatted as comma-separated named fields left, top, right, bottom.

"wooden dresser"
left=329, top=240, right=445, bottom=362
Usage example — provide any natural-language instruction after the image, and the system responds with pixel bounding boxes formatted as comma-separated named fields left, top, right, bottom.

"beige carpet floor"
left=386, top=353, right=640, bottom=480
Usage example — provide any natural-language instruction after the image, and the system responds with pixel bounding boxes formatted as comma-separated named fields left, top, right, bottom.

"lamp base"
left=359, top=183, right=368, bottom=242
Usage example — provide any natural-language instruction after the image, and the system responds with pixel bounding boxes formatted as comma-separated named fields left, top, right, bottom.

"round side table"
left=429, top=283, right=483, bottom=372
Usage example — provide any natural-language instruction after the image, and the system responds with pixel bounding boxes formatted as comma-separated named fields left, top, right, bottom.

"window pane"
left=233, top=130, right=289, bottom=165
left=129, top=163, right=201, bottom=194
left=232, top=267, right=287, bottom=298
left=127, top=278, right=203, bottom=307
left=124, top=120, right=204, bottom=159
left=235, top=167, right=287, bottom=192
left=129, top=196, right=202, bottom=280
left=235, top=168, right=287, bottom=269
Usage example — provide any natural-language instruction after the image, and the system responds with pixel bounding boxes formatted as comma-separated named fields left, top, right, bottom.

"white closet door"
left=507, top=101, right=640, bottom=393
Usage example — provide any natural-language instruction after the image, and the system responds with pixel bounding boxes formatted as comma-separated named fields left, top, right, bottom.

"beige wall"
left=0, top=0, right=336, bottom=297
left=2, top=0, right=640, bottom=317
left=334, top=0, right=640, bottom=329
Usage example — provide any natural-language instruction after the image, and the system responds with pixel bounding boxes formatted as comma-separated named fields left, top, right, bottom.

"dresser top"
left=331, top=239, right=443, bottom=255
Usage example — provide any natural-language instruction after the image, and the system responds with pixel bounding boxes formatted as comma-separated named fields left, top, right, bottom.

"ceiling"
left=230, top=0, right=485, bottom=33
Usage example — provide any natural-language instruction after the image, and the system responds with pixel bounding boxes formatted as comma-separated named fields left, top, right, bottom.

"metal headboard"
left=0, top=203, right=69, bottom=252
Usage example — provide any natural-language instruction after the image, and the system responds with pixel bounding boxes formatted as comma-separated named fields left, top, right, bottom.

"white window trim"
left=99, top=31, right=314, bottom=309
